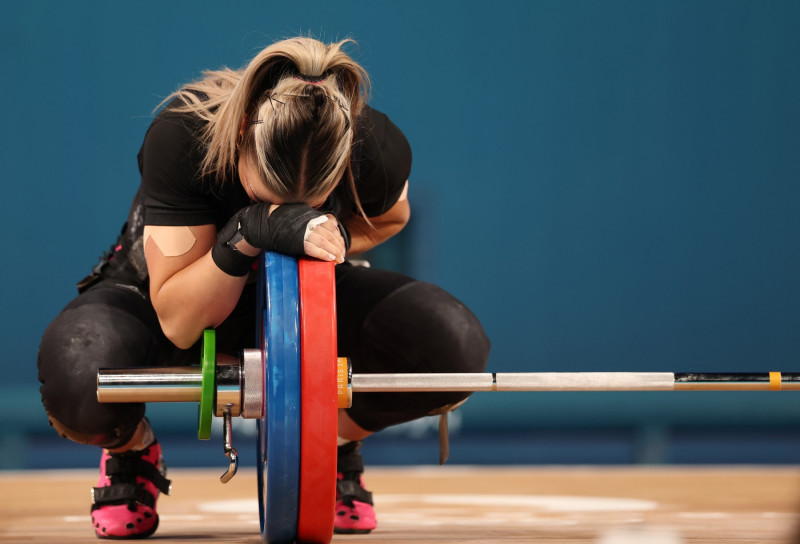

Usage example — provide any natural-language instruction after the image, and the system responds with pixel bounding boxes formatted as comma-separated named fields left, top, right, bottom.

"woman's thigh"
left=335, top=264, right=490, bottom=432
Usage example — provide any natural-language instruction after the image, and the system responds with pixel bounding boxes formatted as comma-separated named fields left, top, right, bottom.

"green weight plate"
left=198, top=328, right=216, bottom=440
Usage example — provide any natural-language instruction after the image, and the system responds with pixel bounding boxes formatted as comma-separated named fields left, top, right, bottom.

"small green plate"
left=197, top=329, right=215, bottom=440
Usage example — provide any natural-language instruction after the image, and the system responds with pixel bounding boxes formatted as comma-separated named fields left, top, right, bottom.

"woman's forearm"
left=346, top=198, right=410, bottom=255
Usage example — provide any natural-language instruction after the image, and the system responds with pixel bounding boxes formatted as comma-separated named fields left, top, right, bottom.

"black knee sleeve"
left=346, top=281, right=490, bottom=432
left=37, top=285, right=163, bottom=449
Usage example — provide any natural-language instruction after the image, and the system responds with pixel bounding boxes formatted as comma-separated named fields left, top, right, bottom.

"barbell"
left=97, top=252, right=800, bottom=544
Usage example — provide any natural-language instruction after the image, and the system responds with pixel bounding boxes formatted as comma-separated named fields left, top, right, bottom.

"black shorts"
left=38, top=263, right=490, bottom=448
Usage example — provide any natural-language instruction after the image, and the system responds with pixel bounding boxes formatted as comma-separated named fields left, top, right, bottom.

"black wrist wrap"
left=211, top=217, right=257, bottom=277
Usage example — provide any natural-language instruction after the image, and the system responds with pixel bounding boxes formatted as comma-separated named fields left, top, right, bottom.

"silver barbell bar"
left=98, top=352, right=800, bottom=415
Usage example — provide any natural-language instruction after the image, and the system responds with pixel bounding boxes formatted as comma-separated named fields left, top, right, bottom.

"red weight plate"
left=297, top=258, right=338, bottom=543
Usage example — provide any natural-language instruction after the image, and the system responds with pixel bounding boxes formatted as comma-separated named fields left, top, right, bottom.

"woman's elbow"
left=157, top=313, right=202, bottom=350
left=388, top=199, right=411, bottom=234
left=397, top=202, right=411, bottom=229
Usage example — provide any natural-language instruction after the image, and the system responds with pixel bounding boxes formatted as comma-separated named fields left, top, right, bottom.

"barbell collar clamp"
left=242, top=349, right=264, bottom=418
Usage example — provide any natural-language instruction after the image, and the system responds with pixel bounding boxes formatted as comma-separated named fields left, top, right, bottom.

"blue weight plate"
left=255, top=254, right=267, bottom=537
left=258, top=252, right=301, bottom=543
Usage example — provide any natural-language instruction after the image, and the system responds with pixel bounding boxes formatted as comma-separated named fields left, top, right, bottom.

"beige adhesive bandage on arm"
left=143, top=225, right=197, bottom=257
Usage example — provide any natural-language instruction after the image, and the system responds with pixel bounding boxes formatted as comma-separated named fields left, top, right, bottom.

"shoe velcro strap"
left=92, top=483, right=156, bottom=509
left=336, top=453, right=364, bottom=474
left=336, top=479, right=373, bottom=505
left=105, top=457, right=171, bottom=495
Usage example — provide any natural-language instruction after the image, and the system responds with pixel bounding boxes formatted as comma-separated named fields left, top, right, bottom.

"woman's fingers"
left=303, top=240, right=336, bottom=262
left=317, top=216, right=346, bottom=247
left=303, top=234, right=344, bottom=263
left=303, top=216, right=345, bottom=263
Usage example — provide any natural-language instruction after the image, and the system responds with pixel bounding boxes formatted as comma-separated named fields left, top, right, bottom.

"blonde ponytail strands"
left=161, top=37, right=371, bottom=218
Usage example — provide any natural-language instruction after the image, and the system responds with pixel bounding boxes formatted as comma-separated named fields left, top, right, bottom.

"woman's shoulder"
left=348, top=105, right=412, bottom=217
left=137, top=98, right=226, bottom=225
left=359, top=106, right=409, bottom=149
left=147, top=98, right=206, bottom=140
left=356, top=105, right=412, bottom=184
left=138, top=98, right=208, bottom=169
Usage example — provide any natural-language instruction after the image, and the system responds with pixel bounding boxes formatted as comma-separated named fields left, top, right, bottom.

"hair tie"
left=293, top=71, right=330, bottom=85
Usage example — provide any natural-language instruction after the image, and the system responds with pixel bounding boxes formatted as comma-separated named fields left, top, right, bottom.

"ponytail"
left=161, top=37, right=371, bottom=216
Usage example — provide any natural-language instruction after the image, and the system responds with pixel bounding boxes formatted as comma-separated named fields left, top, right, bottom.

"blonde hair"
left=163, top=37, right=370, bottom=209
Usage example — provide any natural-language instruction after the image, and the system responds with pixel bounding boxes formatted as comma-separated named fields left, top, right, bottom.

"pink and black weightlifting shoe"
left=334, top=441, right=377, bottom=534
left=90, top=441, right=171, bottom=539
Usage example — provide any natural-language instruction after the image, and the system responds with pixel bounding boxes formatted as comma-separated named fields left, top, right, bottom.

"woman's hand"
left=303, top=213, right=346, bottom=264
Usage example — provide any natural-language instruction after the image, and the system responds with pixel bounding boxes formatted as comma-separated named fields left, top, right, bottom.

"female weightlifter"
left=38, top=37, right=490, bottom=539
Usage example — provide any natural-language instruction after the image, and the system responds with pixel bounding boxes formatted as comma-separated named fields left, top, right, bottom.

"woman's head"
left=167, top=37, right=370, bottom=207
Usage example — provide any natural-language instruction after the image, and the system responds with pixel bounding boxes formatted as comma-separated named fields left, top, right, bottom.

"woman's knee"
left=359, top=280, right=490, bottom=374
left=38, top=292, right=156, bottom=448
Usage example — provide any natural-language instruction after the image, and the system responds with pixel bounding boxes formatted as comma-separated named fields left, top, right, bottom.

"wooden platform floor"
left=2, top=466, right=800, bottom=543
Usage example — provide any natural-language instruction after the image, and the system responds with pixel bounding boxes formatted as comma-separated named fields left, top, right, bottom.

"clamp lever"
left=219, top=406, right=239, bottom=483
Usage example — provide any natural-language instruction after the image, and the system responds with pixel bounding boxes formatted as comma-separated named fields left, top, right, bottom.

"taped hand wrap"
left=211, top=203, right=327, bottom=276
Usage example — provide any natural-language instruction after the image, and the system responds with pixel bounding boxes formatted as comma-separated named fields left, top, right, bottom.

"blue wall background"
left=2, top=1, right=800, bottom=467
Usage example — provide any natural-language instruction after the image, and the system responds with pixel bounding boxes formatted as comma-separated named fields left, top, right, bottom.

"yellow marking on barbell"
left=770, top=372, right=782, bottom=391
